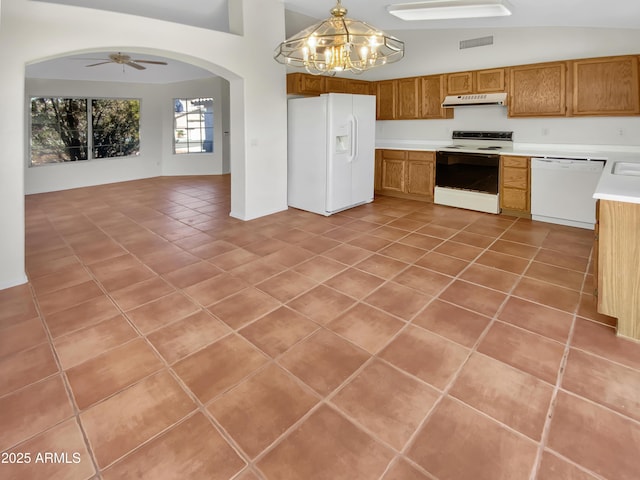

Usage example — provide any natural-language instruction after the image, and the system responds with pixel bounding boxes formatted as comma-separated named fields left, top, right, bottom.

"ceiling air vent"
left=459, top=35, right=494, bottom=49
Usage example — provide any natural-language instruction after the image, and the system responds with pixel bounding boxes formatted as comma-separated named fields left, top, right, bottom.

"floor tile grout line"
left=19, top=275, right=103, bottom=478
left=540, top=449, right=610, bottom=480
left=36, top=203, right=259, bottom=477
left=18, top=182, right=637, bottom=480
left=214, top=212, right=494, bottom=472
left=529, top=310, right=578, bottom=480
left=391, top=225, right=547, bottom=475
left=528, top=244, right=595, bottom=480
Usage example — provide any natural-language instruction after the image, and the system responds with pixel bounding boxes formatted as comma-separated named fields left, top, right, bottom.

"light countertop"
left=375, top=140, right=640, bottom=205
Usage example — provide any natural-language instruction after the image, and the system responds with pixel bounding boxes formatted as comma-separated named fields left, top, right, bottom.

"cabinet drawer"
left=501, top=188, right=528, bottom=211
left=502, top=156, right=528, bottom=168
left=381, top=149, right=407, bottom=160
left=502, top=167, right=528, bottom=189
left=408, top=151, right=434, bottom=161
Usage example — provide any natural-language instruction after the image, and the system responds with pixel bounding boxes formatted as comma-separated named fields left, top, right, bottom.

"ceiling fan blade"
left=85, top=61, right=113, bottom=67
left=133, top=60, right=168, bottom=65
left=126, top=61, right=146, bottom=70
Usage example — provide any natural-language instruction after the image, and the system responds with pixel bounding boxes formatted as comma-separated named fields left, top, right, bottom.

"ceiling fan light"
left=387, top=0, right=512, bottom=21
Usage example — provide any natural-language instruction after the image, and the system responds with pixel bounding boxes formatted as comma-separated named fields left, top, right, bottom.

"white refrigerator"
left=287, top=93, right=376, bottom=216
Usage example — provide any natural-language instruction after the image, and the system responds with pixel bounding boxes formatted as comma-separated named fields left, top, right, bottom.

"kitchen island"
left=592, top=155, right=640, bottom=341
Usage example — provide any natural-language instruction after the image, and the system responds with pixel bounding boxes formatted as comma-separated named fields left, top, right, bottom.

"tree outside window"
left=92, top=99, right=140, bottom=159
left=30, top=97, right=140, bottom=166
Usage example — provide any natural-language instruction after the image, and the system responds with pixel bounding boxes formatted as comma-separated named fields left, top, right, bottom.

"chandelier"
left=274, top=0, right=404, bottom=75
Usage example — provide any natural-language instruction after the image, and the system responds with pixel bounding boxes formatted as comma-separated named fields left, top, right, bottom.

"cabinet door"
left=406, top=151, right=435, bottom=200
left=381, top=150, right=406, bottom=192
left=475, top=68, right=506, bottom=93
left=376, top=80, right=397, bottom=120
left=286, top=73, right=324, bottom=96
left=300, top=74, right=325, bottom=95
left=420, top=75, right=453, bottom=119
left=397, top=77, right=421, bottom=119
left=374, top=149, right=382, bottom=191
left=447, top=72, right=473, bottom=95
left=348, top=80, right=372, bottom=95
left=509, top=62, right=567, bottom=117
left=571, top=56, right=640, bottom=116
left=324, top=77, right=348, bottom=94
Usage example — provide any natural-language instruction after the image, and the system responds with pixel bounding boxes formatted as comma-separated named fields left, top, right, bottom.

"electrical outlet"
left=618, top=128, right=625, bottom=136
left=541, top=128, right=549, bottom=136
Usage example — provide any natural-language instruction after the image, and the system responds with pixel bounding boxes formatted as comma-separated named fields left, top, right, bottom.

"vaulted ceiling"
left=28, top=0, right=640, bottom=83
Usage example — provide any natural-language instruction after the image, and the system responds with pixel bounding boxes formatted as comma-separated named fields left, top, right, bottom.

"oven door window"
left=436, top=152, right=499, bottom=195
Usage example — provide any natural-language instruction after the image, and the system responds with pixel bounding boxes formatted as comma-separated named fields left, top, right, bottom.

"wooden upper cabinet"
left=286, top=73, right=373, bottom=96
left=447, top=72, right=473, bottom=95
left=287, top=73, right=324, bottom=96
left=348, top=80, right=372, bottom=95
left=324, top=77, right=349, bottom=94
left=420, top=75, right=453, bottom=119
left=571, top=55, right=640, bottom=116
left=397, top=77, right=421, bottom=119
left=509, top=62, right=567, bottom=117
left=476, top=68, right=506, bottom=93
left=446, top=68, right=505, bottom=95
left=376, top=80, right=397, bottom=120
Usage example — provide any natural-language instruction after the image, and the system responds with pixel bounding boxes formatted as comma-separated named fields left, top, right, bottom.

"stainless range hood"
left=442, top=92, right=507, bottom=107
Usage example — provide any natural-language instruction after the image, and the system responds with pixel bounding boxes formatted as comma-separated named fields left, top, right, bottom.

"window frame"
left=173, top=97, right=214, bottom=155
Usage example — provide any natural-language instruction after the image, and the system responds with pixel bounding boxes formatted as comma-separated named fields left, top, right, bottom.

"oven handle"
left=436, top=151, right=501, bottom=163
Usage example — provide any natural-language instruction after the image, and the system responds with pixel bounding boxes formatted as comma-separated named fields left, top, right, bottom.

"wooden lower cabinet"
left=376, top=149, right=435, bottom=202
left=382, top=161, right=405, bottom=193
left=499, top=155, right=530, bottom=215
left=597, top=199, right=640, bottom=340
left=406, top=152, right=435, bottom=200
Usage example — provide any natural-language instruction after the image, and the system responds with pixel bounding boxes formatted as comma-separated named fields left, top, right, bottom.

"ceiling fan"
left=85, top=53, right=168, bottom=70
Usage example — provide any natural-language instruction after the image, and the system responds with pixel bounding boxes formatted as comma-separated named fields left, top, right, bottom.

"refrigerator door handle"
left=349, top=115, right=358, bottom=162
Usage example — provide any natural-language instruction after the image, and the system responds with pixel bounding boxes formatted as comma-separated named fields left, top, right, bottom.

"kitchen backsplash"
left=376, top=105, right=640, bottom=147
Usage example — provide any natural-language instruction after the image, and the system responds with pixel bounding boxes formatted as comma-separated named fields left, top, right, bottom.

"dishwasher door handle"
left=531, top=158, right=604, bottom=172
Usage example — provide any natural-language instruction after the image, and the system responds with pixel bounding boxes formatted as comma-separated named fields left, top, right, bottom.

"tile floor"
left=1, top=175, right=640, bottom=480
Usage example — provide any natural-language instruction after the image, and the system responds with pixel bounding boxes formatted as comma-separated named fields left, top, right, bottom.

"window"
left=29, top=97, right=140, bottom=166
left=92, top=99, right=140, bottom=159
left=30, top=98, right=88, bottom=164
left=174, top=98, right=214, bottom=154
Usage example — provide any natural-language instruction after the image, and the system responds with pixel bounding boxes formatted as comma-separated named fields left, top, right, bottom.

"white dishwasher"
left=530, top=157, right=605, bottom=229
